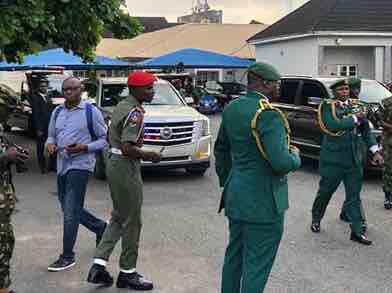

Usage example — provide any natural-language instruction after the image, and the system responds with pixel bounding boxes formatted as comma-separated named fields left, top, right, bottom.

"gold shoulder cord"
left=251, top=99, right=292, bottom=161
left=318, top=101, right=346, bottom=137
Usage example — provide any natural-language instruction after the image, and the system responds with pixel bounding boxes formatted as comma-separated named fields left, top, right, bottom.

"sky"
left=125, top=0, right=310, bottom=24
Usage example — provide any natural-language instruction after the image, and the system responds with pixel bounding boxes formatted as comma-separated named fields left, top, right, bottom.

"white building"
left=248, top=0, right=392, bottom=82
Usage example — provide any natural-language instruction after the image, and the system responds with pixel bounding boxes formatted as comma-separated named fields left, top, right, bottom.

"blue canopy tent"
left=0, top=48, right=132, bottom=71
left=138, top=48, right=253, bottom=69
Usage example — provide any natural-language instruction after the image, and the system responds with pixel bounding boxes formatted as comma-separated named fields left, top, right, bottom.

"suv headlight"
left=201, top=118, right=210, bottom=136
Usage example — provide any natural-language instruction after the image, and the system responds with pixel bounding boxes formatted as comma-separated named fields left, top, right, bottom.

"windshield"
left=323, top=80, right=392, bottom=103
left=101, top=82, right=184, bottom=107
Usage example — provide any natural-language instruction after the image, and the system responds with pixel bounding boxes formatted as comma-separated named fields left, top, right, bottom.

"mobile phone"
left=68, top=143, right=77, bottom=148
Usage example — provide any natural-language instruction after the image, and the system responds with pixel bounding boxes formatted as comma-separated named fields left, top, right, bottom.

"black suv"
left=274, top=76, right=392, bottom=170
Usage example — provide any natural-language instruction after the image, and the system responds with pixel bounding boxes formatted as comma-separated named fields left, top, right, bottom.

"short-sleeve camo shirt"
left=109, top=95, right=145, bottom=150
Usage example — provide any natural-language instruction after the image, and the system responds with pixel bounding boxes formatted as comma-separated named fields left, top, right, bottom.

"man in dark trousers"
left=215, top=63, right=301, bottom=293
left=31, top=79, right=54, bottom=173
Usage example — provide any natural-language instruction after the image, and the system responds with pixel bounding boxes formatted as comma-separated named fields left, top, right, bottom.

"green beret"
left=348, top=77, right=361, bottom=89
left=248, top=62, right=281, bottom=81
left=329, top=79, right=349, bottom=90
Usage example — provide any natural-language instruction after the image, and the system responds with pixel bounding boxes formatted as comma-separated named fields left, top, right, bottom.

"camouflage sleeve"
left=121, top=107, right=144, bottom=144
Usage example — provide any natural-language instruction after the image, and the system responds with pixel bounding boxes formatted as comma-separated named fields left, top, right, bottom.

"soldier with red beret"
left=87, top=71, right=161, bottom=290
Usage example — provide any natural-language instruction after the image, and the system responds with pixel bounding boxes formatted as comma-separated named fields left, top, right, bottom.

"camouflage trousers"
left=383, top=137, right=392, bottom=193
left=0, top=222, right=14, bottom=289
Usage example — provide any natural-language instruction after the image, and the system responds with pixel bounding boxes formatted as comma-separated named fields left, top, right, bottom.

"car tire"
left=186, top=167, right=207, bottom=176
left=94, top=151, right=107, bottom=180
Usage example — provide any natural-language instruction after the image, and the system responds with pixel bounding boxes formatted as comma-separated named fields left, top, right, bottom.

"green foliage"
left=0, top=0, right=143, bottom=63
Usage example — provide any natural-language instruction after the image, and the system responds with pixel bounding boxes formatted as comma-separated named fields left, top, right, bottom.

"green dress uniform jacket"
left=94, top=95, right=144, bottom=270
left=312, top=99, right=377, bottom=235
left=215, top=90, right=301, bottom=293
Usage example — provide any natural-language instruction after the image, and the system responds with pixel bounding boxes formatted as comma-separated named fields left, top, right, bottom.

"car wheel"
left=186, top=167, right=207, bottom=176
left=94, top=151, right=106, bottom=180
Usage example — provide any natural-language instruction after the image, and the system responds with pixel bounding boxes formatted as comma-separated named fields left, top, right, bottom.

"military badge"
left=124, top=108, right=143, bottom=128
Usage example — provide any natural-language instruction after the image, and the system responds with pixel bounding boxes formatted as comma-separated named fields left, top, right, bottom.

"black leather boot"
left=116, top=271, right=154, bottom=291
left=87, top=264, right=113, bottom=287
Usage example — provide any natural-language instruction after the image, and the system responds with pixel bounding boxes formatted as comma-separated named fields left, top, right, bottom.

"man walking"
left=46, top=77, right=108, bottom=271
left=311, top=79, right=383, bottom=245
left=87, top=71, right=161, bottom=290
left=31, top=79, right=55, bottom=173
left=339, top=77, right=367, bottom=230
left=215, top=63, right=301, bottom=293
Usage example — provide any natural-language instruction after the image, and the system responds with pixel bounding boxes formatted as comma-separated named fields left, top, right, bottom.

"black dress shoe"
left=350, top=232, right=372, bottom=246
left=116, top=271, right=153, bottom=291
left=311, top=222, right=320, bottom=233
left=87, top=264, right=113, bottom=287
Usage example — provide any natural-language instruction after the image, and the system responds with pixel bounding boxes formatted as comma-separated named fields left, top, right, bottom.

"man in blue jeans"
left=46, top=77, right=108, bottom=271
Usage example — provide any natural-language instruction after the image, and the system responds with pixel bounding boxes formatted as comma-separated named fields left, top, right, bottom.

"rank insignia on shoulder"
left=124, top=107, right=143, bottom=128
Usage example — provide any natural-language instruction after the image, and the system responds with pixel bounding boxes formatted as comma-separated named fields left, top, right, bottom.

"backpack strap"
left=85, top=102, right=97, bottom=141
left=53, top=105, right=64, bottom=123
left=53, top=103, right=98, bottom=141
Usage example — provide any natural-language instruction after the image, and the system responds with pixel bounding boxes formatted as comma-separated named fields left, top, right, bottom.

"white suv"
left=93, top=77, right=211, bottom=177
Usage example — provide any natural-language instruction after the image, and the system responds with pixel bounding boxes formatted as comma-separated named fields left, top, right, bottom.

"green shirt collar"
left=127, top=95, right=142, bottom=106
left=246, top=90, right=269, bottom=101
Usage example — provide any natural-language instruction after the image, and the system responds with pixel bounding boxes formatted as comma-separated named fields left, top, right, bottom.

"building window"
left=337, top=64, right=358, bottom=77
left=73, top=70, right=89, bottom=79
left=196, top=71, right=219, bottom=86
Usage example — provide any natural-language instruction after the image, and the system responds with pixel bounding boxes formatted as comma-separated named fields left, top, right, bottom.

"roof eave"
left=248, top=33, right=315, bottom=45
left=249, top=31, right=392, bottom=45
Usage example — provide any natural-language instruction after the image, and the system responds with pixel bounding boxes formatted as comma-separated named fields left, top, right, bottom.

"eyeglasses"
left=62, top=86, right=81, bottom=92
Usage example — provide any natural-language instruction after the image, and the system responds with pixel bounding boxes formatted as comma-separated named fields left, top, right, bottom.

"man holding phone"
left=46, top=77, right=108, bottom=272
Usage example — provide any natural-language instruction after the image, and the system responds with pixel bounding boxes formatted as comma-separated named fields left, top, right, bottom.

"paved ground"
left=6, top=115, right=392, bottom=293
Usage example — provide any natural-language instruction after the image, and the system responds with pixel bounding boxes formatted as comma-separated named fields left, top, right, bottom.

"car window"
left=279, top=80, right=299, bottom=104
left=322, top=80, right=392, bottom=103
left=101, top=82, right=184, bottom=108
left=300, top=81, right=328, bottom=106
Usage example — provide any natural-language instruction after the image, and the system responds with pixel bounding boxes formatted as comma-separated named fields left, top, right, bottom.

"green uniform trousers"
left=94, top=154, right=143, bottom=270
left=0, top=223, right=14, bottom=289
left=312, top=164, right=363, bottom=235
left=221, top=216, right=284, bottom=293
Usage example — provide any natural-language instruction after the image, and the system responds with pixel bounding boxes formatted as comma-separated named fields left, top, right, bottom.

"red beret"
left=127, top=71, right=156, bottom=87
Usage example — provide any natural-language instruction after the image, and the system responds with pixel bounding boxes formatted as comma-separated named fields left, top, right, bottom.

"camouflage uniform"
left=381, top=97, right=392, bottom=197
left=0, top=134, right=16, bottom=289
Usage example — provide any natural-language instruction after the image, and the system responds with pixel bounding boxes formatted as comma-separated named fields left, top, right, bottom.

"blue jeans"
left=57, top=170, right=106, bottom=260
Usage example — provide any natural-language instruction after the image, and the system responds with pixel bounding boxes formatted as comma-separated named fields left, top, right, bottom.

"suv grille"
left=144, top=121, right=195, bottom=146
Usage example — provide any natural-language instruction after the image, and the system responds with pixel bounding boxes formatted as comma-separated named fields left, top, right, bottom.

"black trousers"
left=36, top=134, right=55, bottom=172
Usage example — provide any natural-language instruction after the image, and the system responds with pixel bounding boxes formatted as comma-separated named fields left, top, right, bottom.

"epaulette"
left=123, top=106, right=144, bottom=128
left=324, top=99, right=334, bottom=105
left=251, top=99, right=291, bottom=161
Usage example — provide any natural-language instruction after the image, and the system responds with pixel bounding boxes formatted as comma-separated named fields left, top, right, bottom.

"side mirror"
left=185, top=96, right=194, bottom=105
left=308, top=97, right=322, bottom=106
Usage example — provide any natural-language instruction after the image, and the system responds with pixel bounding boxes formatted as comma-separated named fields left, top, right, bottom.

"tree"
left=0, top=0, right=143, bottom=63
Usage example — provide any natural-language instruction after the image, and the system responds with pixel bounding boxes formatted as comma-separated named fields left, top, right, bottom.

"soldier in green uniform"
left=339, top=77, right=367, bottom=229
left=0, top=126, right=29, bottom=293
left=379, top=96, right=392, bottom=209
left=87, top=71, right=161, bottom=291
left=348, top=77, right=362, bottom=99
left=311, top=79, right=383, bottom=245
left=215, top=62, right=301, bottom=293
